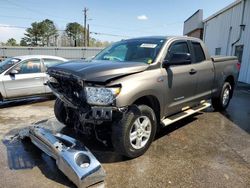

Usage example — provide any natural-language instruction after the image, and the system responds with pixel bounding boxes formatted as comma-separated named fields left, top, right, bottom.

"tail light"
left=236, top=62, right=241, bottom=71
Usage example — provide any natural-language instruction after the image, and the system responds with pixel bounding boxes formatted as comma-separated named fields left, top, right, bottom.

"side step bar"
left=20, top=126, right=106, bottom=188
left=161, top=102, right=211, bottom=126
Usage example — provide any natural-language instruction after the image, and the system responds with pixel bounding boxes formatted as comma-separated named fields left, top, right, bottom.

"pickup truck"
left=47, top=36, right=240, bottom=158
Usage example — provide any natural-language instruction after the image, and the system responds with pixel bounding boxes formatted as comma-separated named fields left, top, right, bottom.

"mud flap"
left=20, top=125, right=105, bottom=188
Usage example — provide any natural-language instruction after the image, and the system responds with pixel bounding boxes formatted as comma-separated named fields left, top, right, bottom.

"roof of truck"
left=124, top=36, right=202, bottom=42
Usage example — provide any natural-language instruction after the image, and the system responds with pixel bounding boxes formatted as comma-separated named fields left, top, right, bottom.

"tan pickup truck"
left=47, top=36, right=240, bottom=158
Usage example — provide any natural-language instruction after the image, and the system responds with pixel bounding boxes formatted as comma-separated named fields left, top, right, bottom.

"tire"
left=54, top=98, right=67, bottom=124
left=112, top=105, right=157, bottom=158
left=212, top=82, right=232, bottom=111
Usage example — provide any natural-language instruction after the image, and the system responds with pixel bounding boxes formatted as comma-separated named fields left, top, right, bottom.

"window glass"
left=169, top=42, right=189, bottom=54
left=215, top=48, right=221, bottom=55
left=235, top=45, right=244, bottom=63
left=164, top=41, right=189, bottom=61
left=43, top=59, right=65, bottom=68
left=94, top=38, right=166, bottom=64
left=14, top=59, right=41, bottom=74
left=0, top=58, right=20, bottom=74
left=192, top=42, right=205, bottom=63
left=102, top=44, right=127, bottom=61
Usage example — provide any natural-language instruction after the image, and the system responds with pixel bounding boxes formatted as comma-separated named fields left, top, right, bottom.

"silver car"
left=0, top=55, right=67, bottom=100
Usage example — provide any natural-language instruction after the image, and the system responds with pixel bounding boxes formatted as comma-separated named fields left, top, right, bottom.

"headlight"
left=85, top=86, right=121, bottom=105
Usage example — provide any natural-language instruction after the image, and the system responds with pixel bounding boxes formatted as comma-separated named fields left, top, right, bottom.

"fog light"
left=75, top=153, right=90, bottom=168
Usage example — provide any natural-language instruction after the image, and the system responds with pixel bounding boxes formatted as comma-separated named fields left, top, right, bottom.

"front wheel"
left=112, top=105, right=157, bottom=158
left=212, top=82, right=232, bottom=111
left=54, top=98, right=76, bottom=125
left=54, top=98, right=67, bottom=124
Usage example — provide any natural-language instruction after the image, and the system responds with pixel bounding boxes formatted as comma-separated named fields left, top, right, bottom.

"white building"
left=184, top=0, right=250, bottom=84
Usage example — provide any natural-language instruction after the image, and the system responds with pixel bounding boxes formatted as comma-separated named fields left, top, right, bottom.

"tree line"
left=1, top=19, right=111, bottom=47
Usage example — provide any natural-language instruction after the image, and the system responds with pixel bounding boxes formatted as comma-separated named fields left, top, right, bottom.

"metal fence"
left=0, top=46, right=103, bottom=60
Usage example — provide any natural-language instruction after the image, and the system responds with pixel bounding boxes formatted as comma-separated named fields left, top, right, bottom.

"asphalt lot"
left=0, top=86, right=250, bottom=188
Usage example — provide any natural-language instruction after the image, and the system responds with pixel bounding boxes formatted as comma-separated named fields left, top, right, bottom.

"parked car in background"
left=0, top=55, right=67, bottom=101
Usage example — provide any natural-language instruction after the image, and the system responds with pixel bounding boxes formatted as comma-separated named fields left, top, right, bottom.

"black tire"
left=54, top=98, right=67, bottom=124
left=112, top=105, right=157, bottom=158
left=212, top=82, right=232, bottom=111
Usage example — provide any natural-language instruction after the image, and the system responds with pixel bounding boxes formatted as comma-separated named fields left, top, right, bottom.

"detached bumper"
left=21, top=126, right=105, bottom=188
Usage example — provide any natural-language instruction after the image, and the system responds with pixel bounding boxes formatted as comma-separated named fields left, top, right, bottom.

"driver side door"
left=162, top=40, right=198, bottom=116
left=2, top=58, right=45, bottom=99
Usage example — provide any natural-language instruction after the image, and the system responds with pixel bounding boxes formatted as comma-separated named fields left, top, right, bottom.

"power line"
left=4, top=0, right=74, bottom=22
left=0, top=25, right=131, bottom=38
left=90, top=32, right=131, bottom=38
left=0, top=25, right=27, bottom=29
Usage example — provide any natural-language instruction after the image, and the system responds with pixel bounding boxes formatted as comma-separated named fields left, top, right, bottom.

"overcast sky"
left=0, top=0, right=235, bottom=43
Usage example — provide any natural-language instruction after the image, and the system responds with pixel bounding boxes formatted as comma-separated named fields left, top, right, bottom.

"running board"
left=161, top=102, right=211, bottom=126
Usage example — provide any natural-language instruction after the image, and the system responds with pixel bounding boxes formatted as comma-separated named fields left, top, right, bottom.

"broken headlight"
left=85, top=86, right=121, bottom=105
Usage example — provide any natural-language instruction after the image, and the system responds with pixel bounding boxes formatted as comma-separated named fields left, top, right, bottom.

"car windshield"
left=94, top=38, right=166, bottom=64
left=0, top=58, right=21, bottom=74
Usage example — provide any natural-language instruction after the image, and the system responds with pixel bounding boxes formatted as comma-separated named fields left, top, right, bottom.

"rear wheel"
left=112, top=105, right=157, bottom=158
left=212, top=82, right=232, bottom=111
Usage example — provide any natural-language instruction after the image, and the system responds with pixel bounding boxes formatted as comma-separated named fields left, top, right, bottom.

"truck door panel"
left=190, top=41, right=214, bottom=100
left=162, top=40, right=198, bottom=116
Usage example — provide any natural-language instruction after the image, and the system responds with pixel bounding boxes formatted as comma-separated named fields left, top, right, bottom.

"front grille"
left=48, top=71, right=89, bottom=111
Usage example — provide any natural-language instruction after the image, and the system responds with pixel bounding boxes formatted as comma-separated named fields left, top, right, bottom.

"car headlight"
left=85, top=86, right=121, bottom=105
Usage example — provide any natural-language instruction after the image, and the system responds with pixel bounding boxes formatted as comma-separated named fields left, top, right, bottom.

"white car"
left=0, top=55, right=67, bottom=101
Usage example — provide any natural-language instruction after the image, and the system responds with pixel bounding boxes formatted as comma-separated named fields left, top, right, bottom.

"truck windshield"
left=0, top=58, right=21, bottom=74
left=94, top=38, right=166, bottom=64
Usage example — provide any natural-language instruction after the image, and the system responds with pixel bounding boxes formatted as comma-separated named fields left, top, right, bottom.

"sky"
left=0, top=0, right=235, bottom=43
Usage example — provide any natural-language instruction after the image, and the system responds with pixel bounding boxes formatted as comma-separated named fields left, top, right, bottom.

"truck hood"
left=47, top=60, right=149, bottom=83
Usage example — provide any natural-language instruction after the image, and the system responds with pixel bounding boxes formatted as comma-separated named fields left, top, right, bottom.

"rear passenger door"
left=189, top=41, right=214, bottom=101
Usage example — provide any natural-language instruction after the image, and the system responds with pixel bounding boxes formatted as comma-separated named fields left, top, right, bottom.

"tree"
left=40, top=19, right=58, bottom=46
left=22, top=22, right=43, bottom=46
left=22, top=19, right=58, bottom=46
left=88, top=38, right=111, bottom=47
left=65, top=22, right=84, bottom=47
left=6, top=38, right=18, bottom=46
left=20, top=39, right=28, bottom=46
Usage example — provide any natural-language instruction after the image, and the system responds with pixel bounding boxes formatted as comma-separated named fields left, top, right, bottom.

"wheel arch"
left=225, top=75, right=235, bottom=98
left=132, top=95, right=161, bottom=126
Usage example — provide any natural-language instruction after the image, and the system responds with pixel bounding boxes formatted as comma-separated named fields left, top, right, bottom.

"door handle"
left=189, top=69, right=197, bottom=75
left=34, top=77, right=41, bottom=80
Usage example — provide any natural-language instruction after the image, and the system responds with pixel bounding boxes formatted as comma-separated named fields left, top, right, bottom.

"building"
left=183, top=9, right=204, bottom=39
left=184, top=0, right=250, bottom=84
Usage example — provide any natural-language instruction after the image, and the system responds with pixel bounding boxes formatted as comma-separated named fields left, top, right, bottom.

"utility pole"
left=87, top=24, right=90, bottom=47
left=83, top=7, right=88, bottom=47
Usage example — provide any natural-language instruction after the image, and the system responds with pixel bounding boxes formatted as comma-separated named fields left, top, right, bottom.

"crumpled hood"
left=47, top=60, right=149, bottom=83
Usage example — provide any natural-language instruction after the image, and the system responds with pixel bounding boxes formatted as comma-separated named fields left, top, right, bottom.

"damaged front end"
left=20, top=125, right=106, bottom=188
left=46, top=69, right=125, bottom=144
left=47, top=70, right=125, bottom=132
left=47, top=70, right=88, bottom=111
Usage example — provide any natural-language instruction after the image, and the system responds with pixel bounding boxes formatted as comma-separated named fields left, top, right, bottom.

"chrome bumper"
left=21, top=125, right=105, bottom=188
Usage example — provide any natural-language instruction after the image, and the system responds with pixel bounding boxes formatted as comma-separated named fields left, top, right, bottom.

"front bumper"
left=20, top=125, right=105, bottom=188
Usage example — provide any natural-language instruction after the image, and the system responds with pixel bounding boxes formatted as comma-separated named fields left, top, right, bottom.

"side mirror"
left=9, top=69, right=19, bottom=76
left=163, top=53, right=191, bottom=68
